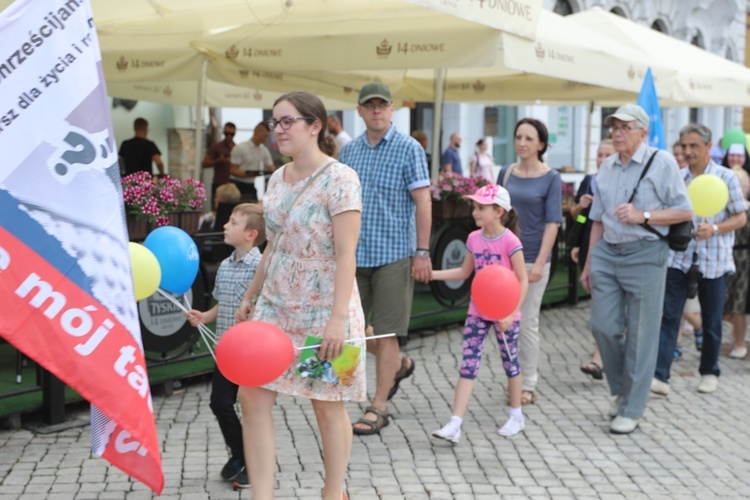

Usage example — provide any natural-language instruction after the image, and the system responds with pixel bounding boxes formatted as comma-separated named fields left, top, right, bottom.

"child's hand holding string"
left=496, top=316, right=513, bottom=333
left=185, top=309, right=205, bottom=327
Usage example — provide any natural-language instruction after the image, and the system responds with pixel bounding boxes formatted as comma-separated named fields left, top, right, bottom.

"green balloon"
left=721, top=128, right=747, bottom=150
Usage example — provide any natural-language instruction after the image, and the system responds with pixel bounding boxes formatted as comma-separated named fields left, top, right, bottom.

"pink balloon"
left=471, top=266, right=521, bottom=320
left=216, top=321, right=295, bottom=387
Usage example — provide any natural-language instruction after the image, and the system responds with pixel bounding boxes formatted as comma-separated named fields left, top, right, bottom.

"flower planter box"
left=126, top=211, right=202, bottom=241
left=122, top=172, right=207, bottom=241
left=432, top=200, right=472, bottom=221
left=166, top=211, right=202, bottom=235
left=126, top=215, right=150, bottom=241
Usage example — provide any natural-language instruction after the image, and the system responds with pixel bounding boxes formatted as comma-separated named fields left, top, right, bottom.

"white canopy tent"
left=569, top=8, right=750, bottom=107
left=73, top=0, right=546, bottom=179
left=123, top=9, right=671, bottom=174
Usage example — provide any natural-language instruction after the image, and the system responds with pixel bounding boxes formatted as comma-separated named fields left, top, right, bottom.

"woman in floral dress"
left=237, top=91, right=364, bottom=500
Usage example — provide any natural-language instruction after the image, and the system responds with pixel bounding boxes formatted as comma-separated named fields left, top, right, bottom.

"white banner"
left=0, top=0, right=163, bottom=493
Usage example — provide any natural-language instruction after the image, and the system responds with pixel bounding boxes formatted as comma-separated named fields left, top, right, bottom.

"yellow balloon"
left=128, top=242, right=162, bottom=301
left=687, top=174, right=729, bottom=218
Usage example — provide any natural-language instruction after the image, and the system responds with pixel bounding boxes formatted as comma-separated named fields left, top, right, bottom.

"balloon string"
left=197, top=324, right=218, bottom=345
left=296, top=333, right=396, bottom=351
left=193, top=326, right=217, bottom=362
left=490, top=320, right=515, bottom=361
left=177, top=293, right=219, bottom=346
left=499, top=330, right=514, bottom=362
left=155, top=288, right=218, bottom=357
left=156, top=288, right=190, bottom=312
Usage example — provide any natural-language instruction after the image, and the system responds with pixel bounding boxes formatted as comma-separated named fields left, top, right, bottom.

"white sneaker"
left=608, top=395, right=622, bottom=419
left=697, top=374, right=719, bottom=393
left=610, top=415, right=639, bottom=434
left=497, top=415, right=525, bottom=437
left=729, top=346, right=747, bottom=359
left=650, top=378, right=670, bottom=396
left=432, top=423, right=461, bottom=444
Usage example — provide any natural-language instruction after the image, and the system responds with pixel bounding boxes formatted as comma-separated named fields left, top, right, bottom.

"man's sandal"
left=387, top=355, right=416, bottom=401
left=520, top=391, right=537, bottom=406
left=352, top=406, right=390, bottom=435
left=580, top=361, right=604, bottom=380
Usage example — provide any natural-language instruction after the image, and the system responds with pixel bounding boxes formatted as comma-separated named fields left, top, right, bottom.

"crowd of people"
left=121, top=82, right=750, bottom=497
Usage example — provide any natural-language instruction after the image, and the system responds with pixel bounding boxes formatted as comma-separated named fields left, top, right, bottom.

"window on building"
left=485, top=106, right=518, bottom=167
left=610, top=7, right=626, bottom=17
left=600, top=106, right=617, bottom=141
left=553, top=0, right=573, bottom=16
left=651, top=19, right=668, bottom=33
left=411, top=102, right=435, bottom=155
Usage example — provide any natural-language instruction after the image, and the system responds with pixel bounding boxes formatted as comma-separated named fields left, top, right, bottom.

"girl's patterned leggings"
left=459, top=314, right=520, bottom=380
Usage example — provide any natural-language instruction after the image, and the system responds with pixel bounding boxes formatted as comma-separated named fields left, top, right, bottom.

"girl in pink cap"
left=431, top=183, right=529, bottom=442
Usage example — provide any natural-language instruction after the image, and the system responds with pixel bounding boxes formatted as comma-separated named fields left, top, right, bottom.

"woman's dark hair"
left=514, top=118, right=549, bottom=161
left=476, top=138, right=485, bottom=148
left=273, top=91, right=335, bottom=156
left=502, top=207, right=520, bottom=237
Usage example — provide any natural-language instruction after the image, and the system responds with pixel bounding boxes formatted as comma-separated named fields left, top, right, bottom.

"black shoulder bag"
left=629, top=151, right=694, bottom=252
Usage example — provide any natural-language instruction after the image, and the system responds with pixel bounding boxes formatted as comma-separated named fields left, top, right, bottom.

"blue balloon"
left=144, top=226, right=199, bottom=294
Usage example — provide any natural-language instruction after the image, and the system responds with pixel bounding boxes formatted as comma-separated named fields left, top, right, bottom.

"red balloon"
left=215, top=321, right=295, bottom=387
left=471, top=266, right=521, bottom=320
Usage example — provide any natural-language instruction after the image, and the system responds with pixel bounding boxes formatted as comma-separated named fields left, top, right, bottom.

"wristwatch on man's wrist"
left=712, top=224, right=719, bottom=236
left=416, top=248, right=430, bottom=259
left=643, top=211, right=651, bottom=224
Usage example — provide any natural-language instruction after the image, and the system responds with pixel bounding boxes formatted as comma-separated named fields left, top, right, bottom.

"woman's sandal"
left=352, top=405, right=390, bottom=435
left=387, top=355, right=416, bottom=401
left=520, top=391, right=537, bottom=406
left=580, top=361, right=604, bottom=380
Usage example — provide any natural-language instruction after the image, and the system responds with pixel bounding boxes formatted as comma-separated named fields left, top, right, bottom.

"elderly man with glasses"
left=340, top=82, right=431, bottom=436
left=580, top=104, right=692, bottom=434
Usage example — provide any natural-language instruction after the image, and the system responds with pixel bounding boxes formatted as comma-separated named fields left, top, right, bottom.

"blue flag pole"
left=637, top=67, right=666, bottom=149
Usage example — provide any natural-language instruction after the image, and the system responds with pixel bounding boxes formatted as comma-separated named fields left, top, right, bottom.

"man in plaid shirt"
left=340, top=82, right=431, bottom=435
left=652, top=124, right=747, bottom=397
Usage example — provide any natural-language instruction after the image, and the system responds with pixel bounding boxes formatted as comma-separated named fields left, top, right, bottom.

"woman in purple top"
left=497, top=118, right=562, bottom=406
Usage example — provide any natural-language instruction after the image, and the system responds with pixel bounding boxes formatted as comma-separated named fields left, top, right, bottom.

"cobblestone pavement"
left=3, top=301, right=750, bottom=499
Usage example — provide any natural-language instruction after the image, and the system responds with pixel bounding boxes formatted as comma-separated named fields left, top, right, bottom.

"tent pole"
left=194, top=59, right=208, bottom=180
left=584, top=101, right=593, bottom=174
left=431, top=68, right=446, bottom=181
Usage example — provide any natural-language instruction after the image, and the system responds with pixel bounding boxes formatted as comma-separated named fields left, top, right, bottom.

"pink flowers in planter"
left=122, top=172, right=206, bottom=226
left=430, top=173, right=490, bottom=203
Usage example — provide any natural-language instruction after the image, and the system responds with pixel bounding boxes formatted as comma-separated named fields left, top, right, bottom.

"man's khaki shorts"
left=356, top=257, right=414, bottom=338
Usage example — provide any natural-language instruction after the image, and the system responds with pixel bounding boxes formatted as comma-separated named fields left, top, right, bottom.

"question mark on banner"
left=113, top=429, right=148, bottom=456
left=54, top=131, right=96, bottom=175
left=49, top=127, right=113, bottom=184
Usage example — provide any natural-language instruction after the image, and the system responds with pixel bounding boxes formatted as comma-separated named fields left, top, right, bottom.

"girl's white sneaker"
left=432, top=423, right=461, bottom=444
left=497, top=415, right=525, bottom=437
